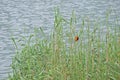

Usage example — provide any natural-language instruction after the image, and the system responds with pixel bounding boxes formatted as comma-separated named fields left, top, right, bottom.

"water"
left=0, top=0, right=120, bottom=79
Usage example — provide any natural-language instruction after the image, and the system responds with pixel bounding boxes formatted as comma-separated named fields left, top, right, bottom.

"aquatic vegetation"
left=9, top=9, right=120, bottom=80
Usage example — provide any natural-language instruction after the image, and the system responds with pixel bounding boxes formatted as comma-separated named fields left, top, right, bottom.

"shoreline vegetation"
left=9, top=9, right=120, bottom=80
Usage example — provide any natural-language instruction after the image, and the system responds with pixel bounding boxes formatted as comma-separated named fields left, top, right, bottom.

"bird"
left=74, top=36, right=79, bottom=41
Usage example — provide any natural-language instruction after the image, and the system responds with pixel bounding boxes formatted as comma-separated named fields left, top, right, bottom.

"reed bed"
left=9, top=9, right=120, bottom=80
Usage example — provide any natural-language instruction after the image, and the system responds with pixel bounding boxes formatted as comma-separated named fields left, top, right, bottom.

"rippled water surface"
left=0, top=0, right=120, bottom=79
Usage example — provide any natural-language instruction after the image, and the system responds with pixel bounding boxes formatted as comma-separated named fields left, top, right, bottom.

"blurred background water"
left=0, top=0, right=120, bottom=79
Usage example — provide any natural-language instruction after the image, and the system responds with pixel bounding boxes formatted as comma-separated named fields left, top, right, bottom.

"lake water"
left=0, top=0, right=120, bottom=79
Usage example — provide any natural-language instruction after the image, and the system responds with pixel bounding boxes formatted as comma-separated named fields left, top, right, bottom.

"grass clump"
left=9, top=9, right=120, bottom=80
